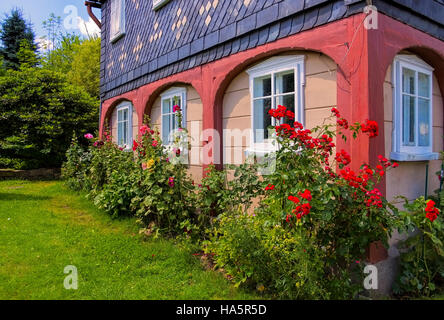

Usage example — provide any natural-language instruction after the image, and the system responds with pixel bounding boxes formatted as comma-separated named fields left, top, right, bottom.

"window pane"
left=123, top=121, right=128, bottom=145
left=253, top=75, right=271, bottom=98
left=418, top=98, right=430, bottom=147
left=418, top=73, right=430, bottom=98
left=276, top=94, right=295, bottom=125
left=253, top=98, right=272, bottom=142
left=162, top=98, right=171, bottom=114
left=162, top=115, right=170, bottom=143
left=275, top=94, right=295, bottom=112
left=402, top=68, right=415, bottom=95
left=123, top=109, right=128, bottom=121
left=118, top=122, right=123, bottom=146
left=402, top=95, right=415, bottom=146
left=117, top=109, right=123, bottom=121
left=172, top=113, right=177, bottom=132
left=275, top=70, right=294, bottom=95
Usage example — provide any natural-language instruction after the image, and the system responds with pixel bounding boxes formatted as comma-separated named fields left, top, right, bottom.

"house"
left=85, top=0, right=444, bottom=293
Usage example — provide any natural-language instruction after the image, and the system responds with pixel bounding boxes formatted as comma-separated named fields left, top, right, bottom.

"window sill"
left=153, top=0, right=171, bottom=10
left=244, top=147, right=278, bottom=159
left=390, top=152, right=440, bottom=162
left=110, top=32, right=125, bottom=44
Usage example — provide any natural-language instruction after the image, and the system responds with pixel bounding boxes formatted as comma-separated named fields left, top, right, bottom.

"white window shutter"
left=110, top=0, right=117, bottom=38
left=110, top=0, right=125, bottom=42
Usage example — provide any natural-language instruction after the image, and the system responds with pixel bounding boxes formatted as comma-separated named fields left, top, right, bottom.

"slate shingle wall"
left=99, top=0, right=444, bottom=101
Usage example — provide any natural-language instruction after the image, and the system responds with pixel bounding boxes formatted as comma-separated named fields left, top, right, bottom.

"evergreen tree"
left=0, top=8, right=36, bottom=70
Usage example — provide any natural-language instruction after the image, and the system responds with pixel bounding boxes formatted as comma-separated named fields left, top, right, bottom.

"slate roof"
left=98, top=0, right=444, bottom=101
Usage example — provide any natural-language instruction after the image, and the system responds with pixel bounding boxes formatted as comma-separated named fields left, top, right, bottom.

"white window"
left=161, top=87, right=187, bottom=145
left=116, top=102, right=133, bottom=149
left=153, top=0, right=172, bottom=10
left=110, top=0, right=125, bottom=42
left=391, top=55, right=438, bottom=161
left=246, top=55, right=305, bottom=153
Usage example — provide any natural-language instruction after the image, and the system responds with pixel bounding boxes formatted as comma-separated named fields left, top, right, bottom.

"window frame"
left=391, top=55, right=437, bottom=161
left=110, top=0, right=126, bottom=43
left=246, top=55, right=305, bottom=155
left=160, top=87, right=187, bottom=146
left=116, top=102, right=133, bottom=150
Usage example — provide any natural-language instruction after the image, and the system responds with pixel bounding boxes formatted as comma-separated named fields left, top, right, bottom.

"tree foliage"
left=67, top=37, right=101, bottom=99
left=0, top=8, right=36, bottom=70
left=43, top=35, right=101, bottom=99
left=0, top=67, right=99, bottom=169
left=0, top=11, right=101, bottom=169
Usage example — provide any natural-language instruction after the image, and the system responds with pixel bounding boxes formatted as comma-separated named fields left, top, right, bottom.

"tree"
left=17, top=39, right=39, bottom=68
left=43, top=34, right=81, bottom=73
left=68, top=37, right=101, bottom=98
left=0, top=8, right=36, bottom=70
left=40, top=13, right=62, bottom=60
left=43, top=35, right=101, bottom=99
left=0, top=67, right=99, bottom=169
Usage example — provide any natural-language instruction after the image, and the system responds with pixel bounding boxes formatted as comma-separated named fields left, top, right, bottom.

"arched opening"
left=221, top=50, right=338, bottom=166
left=144, top=83, right=204, bottom=182
left=106, top=99, right=138, bottom=150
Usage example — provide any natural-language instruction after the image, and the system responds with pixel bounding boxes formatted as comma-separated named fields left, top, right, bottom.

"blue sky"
left=0, top=0, right=101, bottom=40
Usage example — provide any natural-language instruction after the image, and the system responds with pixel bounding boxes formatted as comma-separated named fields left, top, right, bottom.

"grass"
left=0, top=180, right=258, bottom=300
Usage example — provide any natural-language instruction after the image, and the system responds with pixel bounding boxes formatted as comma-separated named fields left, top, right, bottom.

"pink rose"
left=84, top=133, right=94, bottom=140
left=139, top=125, right=150, bottom=136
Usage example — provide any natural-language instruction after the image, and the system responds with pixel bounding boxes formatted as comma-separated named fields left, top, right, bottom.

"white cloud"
left=77, top=17, right=101, bottom=38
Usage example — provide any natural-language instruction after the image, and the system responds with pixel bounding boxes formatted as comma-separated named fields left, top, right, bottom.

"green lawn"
left=0, top=180, right=257, bottom=300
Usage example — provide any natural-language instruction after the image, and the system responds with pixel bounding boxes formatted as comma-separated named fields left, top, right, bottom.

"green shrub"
left=206, top=106, right=398, bottom=299
left=393, top=196, right=444, bottom=297
left=91, top=145, right=140, bottom=218
left=205, top=210, right=331, bottom=299
left=195, top=163, right=264, bottom=223
left=61, top=135, right=92, bottom=190
left=130, top=121, right=199, bottom=236
left=0, top=67, right=98, bottom=169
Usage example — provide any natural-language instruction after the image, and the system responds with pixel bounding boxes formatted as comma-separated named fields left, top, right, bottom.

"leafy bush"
left=393, top=197, right=444, bottom=297
left=0, top=67, right=98, bottom=169
left=195, top=163, right=264, bottom=222
left=91, top=145, right=140, bottom=218
left=206, top=106, right=399, bottom=299
left=61, top=134, right=92, bottom=190
left=205, top=210, right=331, bottom=299
left=130, top=121, right=198, bottom=236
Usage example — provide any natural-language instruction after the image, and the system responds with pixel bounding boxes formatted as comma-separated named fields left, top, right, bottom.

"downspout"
left=85, top=1, right=102, bottom=29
